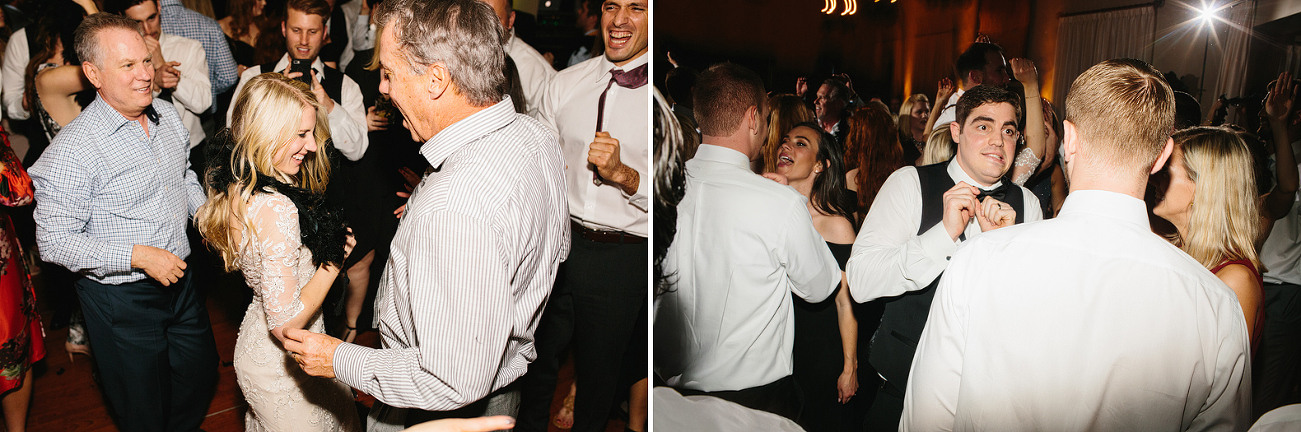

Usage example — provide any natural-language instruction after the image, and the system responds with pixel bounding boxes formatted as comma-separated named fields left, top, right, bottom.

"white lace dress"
left=233, top=192, right=360, bottom=432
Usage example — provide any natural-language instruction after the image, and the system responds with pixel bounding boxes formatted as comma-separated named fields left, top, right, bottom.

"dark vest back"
left=867, top=162, right=1025, bottom=388
left=259, top=61, right=345, bottom=105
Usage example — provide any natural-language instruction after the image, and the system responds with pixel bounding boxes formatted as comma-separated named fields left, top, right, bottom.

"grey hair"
left=74, top=13, right=146, bottom=68
left=372, top=0, right=506, bottom=107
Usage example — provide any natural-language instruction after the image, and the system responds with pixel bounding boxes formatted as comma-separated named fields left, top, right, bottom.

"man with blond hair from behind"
left=902, top=58, right=1252, bottom=431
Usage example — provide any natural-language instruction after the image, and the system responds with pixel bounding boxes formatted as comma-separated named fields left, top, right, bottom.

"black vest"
left=260, top=61, right=345, bottom=106
left=867, top=162, right=1025, bottom=387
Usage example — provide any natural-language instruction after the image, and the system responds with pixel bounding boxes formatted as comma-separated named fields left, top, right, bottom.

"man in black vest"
left=844, top=84, right=1043, bottom=430
left=225, top=0, right=368, bottom=162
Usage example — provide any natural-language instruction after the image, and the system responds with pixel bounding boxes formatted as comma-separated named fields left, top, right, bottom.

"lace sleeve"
left=248, top=193, right=306, bottom=329
left=1012, top=147, right=1041, bottom=186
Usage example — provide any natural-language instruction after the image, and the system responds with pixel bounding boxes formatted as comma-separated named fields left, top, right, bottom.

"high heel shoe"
left=66, top=316, right=91, bottom=362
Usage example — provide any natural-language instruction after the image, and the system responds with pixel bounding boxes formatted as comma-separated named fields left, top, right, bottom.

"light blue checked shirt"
left=30, top=96, right=206, bottom=285
left=159, top=0, right=237, bottom=104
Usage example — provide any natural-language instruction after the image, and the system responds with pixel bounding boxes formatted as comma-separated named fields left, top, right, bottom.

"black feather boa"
left=205, top=129, right=348, bottom=268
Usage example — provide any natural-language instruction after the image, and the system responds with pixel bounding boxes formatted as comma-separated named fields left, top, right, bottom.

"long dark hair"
left=792, top=121, right=856, bottom=226
left=848, top=105, right=905, bottom=225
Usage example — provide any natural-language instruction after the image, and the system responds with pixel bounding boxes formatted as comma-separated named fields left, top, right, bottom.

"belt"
left=571, top=220, right=646, bottom=244
left=879, top=379, right=905, bottom=399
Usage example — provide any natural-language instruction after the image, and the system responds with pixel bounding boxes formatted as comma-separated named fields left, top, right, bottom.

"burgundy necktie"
left=591, top=63, right=648, bottom=185
left=595, top=63, right=648, bottom=133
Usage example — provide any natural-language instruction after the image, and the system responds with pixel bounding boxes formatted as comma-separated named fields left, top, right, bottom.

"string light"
left=841, top=0, right=857, bottom=15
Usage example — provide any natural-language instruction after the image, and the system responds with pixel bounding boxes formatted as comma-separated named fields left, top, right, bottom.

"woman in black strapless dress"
left=219, top=0, right=265, bottom=69
left=768, top=122, right=860, bottom=431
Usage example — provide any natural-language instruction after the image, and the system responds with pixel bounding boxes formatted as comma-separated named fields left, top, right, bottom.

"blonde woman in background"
left=195, top=73, right=360, bottom=431
left=758, top=94, right=814, bottom=173
left=896, top=94, right=929, bottom=163
left=1150, top=127, right=1264, bottom=353
left=919, top=126, right=955, bottom=166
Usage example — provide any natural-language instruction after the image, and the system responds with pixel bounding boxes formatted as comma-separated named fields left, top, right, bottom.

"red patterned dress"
left=0, top=124, right=42, bottom=393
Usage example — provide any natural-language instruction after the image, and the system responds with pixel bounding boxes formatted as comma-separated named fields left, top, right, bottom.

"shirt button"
left=946, top=256, right=951, bottom=261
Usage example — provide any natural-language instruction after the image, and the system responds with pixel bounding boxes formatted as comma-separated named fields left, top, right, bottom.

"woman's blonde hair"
left=1168, top=127, right=1262, bottom=273
left=920, top=126, right=956, bottom=166
left=896, top=93, right=929, bottom=142
left=762, top=94, right=815, bottom=173
left=196, top=73, right=333, bottom=271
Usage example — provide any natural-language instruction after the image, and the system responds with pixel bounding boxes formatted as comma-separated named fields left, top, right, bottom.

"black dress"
left=792, top=241, right=852, bottom=431
left=226, top=36, right=255, bottom=67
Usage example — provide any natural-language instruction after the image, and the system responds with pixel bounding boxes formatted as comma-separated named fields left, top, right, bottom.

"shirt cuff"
left=623, top=167, right=648, bottom=211
left=919, top=222, right=960, bottom=263
left=108, top=242, right=135, bottom=275
left=333, top=341, right=373, bottom=391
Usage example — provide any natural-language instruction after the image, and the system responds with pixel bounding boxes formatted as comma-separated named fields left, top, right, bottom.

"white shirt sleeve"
left=3, top=30, right=30, bottom=120
left=329, top=76, right=368, bottom=161
left=165, top=37, right=212, bottom=117
left=784, top=197, right=840, bottom=303
left=226, top=66, right=260, bottom=125
left=845, top=168, right=958, bottom=303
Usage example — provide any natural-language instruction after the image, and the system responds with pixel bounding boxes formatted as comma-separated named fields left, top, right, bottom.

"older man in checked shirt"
left=283, top=0, right=569, bottom=428
left=29, top=14, right=216, bottom=432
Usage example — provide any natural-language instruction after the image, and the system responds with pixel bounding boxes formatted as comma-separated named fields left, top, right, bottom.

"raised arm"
left=247, top=193, right=344, bottom=343
left=924, top=78, right=954, bottom=134
left=1262, top=72, right=1297, bottom=225
left=1009, top=58, right=1045, bottom=186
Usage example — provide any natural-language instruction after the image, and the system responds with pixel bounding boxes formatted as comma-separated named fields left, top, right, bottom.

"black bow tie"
left=976, top=182, right=1010, bottom=203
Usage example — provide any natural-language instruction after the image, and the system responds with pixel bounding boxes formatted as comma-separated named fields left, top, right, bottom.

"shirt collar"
left=1057, top=189, right=1151, bottom=228
left=419, top=97, right=517, bottom=169
left=946, top=158, right=1003, bottom=190
left=591, top=52, right=649, bottom=85
left=693, top=144, right=751, bottom=170
left=158, top=0, right=182, bottom=7
left=84, top=94, right=161, bottom=135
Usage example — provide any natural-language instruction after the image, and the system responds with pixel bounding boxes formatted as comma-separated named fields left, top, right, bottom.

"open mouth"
left=777, top=152, right=794, bottom=167
left=295, top=47, right=312, bottom=57
left=292, top=153, right=306, bottom=164
left=608, top=30, right=632, bottom=48
left=982, top=152, right=1005, bottom=164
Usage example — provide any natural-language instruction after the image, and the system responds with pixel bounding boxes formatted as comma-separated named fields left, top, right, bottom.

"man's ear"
left=281, top=21, right=288, bottom=38
left=949, top=120, right=961, bottom=144
left=1061, top=120, right=1078, bottom=164
left=507, top=11, right=516, bottom=31
left=82, top=62, right=102, bottom=90
left=1151, top=137, right=1174, bottom=175
left=426, top=63, right=449, bottom=100
left=967, top=70, right=982, bottom=87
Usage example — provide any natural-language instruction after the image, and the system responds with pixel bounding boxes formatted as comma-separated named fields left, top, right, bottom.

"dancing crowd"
left=654, top=39, right=1301, bottom=431
left=0, top=0, right=649, bottom=430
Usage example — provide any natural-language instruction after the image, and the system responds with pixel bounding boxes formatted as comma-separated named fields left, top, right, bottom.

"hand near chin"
left=976, top=196, right=1016, bottom=231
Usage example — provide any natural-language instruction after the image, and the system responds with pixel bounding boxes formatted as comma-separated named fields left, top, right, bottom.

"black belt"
left=571, top=220, right=646, bottom=244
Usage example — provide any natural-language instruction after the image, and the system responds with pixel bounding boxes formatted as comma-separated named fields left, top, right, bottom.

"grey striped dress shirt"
left=29, top=96, right=204, bottom=284
left=334, top=97, right=570, bottom=410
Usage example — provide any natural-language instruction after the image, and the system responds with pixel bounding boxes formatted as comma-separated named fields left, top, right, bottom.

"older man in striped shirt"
left=282, top=0, right=569, bottom=427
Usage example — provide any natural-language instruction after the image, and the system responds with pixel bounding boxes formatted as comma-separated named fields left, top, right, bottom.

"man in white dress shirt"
left=226, top=0, right=368, bottom=161
left=111, top=0, right=212, bottom=150
left=282, top=0, right=568, bottom=427
left=478, top=0, right=556, bottom=119
left=932, top=42, right=1010, bottom=130
left=654, top=62, right=839, bottom=421
left=516, top=1, right=647, bottom=430
left=846, top=84, right=1042, bottom=430
left=902, top=58, right=1251, bottom=431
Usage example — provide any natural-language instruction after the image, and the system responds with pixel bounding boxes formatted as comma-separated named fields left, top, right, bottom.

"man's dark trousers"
left=518, top=230, right=647, bottom=432
left=75, top=270, right=218, bottom=432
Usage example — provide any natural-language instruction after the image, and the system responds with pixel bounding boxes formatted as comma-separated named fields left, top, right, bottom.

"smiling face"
left=123, top=0, right=161, bottom=40
left=1152, top=147, right=1194, bottom=230
left=776, top=125, right=823, bottom=185
left=273, top=104, right=318, bottom=175
left=814, top=84, right=844, bottom=124
left=377, top=25, right=433, bottom=142
left=951, top=101, right=1019, bottom=186
left=601, top=0, right=647, bottom=66
left=282, top=7, right=326, bottom=61
left=87, top=28, right=156, bottom=119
